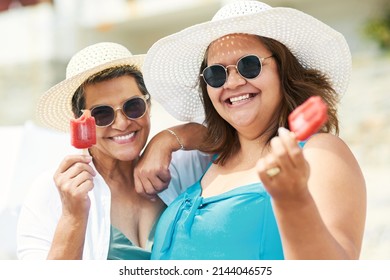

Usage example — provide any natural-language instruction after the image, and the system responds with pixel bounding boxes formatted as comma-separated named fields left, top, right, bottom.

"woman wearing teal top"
left=142, top=1, right=366, bottom=259
left=151, top=142, right=305, bottom=260
left=151, top=164, right=284, bottom=260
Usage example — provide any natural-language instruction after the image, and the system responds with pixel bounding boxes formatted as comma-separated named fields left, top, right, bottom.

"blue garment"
left=151, top=164, right=283, bottom=259
left=107, top=226, right=153, bottom=260
left=151, top=180, right=284, bottom=260
left=151, top=141, right=307, bottom=260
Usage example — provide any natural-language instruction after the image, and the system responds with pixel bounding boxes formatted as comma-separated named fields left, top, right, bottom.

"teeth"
left=113, top=132, right=135, bottom=141
left=229, top=94, right=250, bottom=104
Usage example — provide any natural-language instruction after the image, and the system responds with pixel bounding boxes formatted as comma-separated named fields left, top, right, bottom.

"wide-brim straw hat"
left=143, top=0, right=352, bottom=122
left=36, top=42, right=145, bottom=132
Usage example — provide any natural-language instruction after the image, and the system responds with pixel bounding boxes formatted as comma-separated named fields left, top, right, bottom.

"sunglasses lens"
left=238, top=55, right=261, bottom=79
left=237, top=55, right=261, bottom=79
left=123, top=97, right=147, bottom=119
left=91, top=106, right=115, bottom=127
left=202, top=65, right=226, bottom=88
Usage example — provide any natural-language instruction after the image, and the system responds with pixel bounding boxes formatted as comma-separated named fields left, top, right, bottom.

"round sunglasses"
left=90, top=94, right=150, bottom=127
left=200, top=54, right=273, bottom=88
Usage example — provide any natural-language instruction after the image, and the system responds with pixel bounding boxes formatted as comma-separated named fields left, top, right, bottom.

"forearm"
left=47, top=214, right=88, bottom=260
left=165, top=122, right=207, bottom=152
left=272, top=194, right=353, bottom=260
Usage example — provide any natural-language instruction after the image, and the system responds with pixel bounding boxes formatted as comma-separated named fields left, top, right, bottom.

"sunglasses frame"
left=90, top=94, right=150, bottom=127
left=200, top=54, right=273, bottom=88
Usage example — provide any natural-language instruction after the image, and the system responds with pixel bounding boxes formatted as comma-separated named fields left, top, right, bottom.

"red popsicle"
left=288, top=96, right=328, bottom=141
left=70, top=109, right=96, bottom=150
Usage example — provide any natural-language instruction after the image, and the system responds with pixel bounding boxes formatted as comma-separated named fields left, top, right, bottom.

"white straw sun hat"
left=36, top=42, right=145, bottom=132
left=143, top=0, right=352, bottom=122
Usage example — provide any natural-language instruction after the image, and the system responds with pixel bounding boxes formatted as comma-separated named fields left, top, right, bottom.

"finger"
left=54, top=155, right=95, bottom=185
left=135, top=165, right=171, bottom=192
left=55, top=162, right=95, bottom=188
left=56, top=155, right=93, bottom=174
left=138, top=168, right=171, bottom=192
left=72, top=170, right=95, bottom=190
left=134, top=174, right=159, bottom=200
left=256, top=157, right=274, bottom=185
left=58, top=169, right=94, bottom=195
left=278, top=127, right=305, bottom=168
left=142, top=178, right=162, bottom=196
left=133, top=171, right=144, bottom=194
left=270, top=135, right=301, bottom=176
left=156, top=169, right=171, bottom=186
left=269, top=136, right=291, bottom=170
left=69, top=162, right=96, bottom=178
left=74, top=178, right=94, bottom=195
left=151, top=171, right=171, bottom=192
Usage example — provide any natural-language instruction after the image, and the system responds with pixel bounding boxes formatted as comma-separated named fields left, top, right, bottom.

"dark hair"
left=199, top=35, right=339, bottom=166
left=71, top=65, right=149, bottom=117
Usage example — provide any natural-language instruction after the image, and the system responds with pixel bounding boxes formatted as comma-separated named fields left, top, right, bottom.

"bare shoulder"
left=302, top=132, right=366, bottom=193
left=302, top=134, right=366, bottom=258
left=302, top=133, right=359, bottom=163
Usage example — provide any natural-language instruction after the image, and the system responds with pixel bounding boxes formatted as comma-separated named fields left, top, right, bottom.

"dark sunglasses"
left=200, top=54, right=273, bottom=88
left=90, top=94, right=150, bottom=127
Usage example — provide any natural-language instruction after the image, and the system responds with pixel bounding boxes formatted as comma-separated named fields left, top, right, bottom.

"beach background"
left=0, top=0, right=389, bottom=260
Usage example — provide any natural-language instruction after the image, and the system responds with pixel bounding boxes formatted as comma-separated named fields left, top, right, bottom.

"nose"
left=111, top=108, right=132, bottom=130
left=224, top=66, right=245, bottom=89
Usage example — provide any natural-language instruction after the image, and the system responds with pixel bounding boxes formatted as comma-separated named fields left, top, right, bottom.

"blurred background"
left=0, top=0, right=389, bottom=259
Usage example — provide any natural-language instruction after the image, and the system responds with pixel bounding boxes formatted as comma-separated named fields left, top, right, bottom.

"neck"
left=93, top=155, right=137, bottom=185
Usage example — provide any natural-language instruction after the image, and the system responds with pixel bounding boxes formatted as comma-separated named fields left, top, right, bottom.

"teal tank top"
left=107, top=225, right=154, bottom=260
left=151, top=141, right=307, bottom=260
left=151, top=180, right=283, bottom=260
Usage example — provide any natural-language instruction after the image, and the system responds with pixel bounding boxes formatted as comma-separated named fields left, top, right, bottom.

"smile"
left=228, top=93, right=255, bottom=105
left=112, top=132, right=135, bottom=141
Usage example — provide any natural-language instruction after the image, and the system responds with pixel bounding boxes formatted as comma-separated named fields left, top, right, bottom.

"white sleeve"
left=16, top=169, right=61, bottom=260
left=158, top=150, right=212, bottom=205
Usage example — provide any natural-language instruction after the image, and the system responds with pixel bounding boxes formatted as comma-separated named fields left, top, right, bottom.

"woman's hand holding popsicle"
left=53, top=110, right=97, bottom=217
left=256, top=96, right=328, bottom=200
left=53, top=155, right=96, bottom=217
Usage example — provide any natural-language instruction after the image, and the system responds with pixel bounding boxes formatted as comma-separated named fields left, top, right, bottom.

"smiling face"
left=205, top=34, right=282, bottom=139
left=85, top=75, right=150, bottom=163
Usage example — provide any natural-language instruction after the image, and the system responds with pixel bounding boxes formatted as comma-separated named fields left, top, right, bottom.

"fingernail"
left=278, top=127, right=289, bottom=136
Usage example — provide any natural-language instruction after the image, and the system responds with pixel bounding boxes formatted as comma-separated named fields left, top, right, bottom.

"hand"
left=53, top=155, right=96, bottom=217
left=256, top=127, right=310, bottom=202
left=134, top=131, right=175, bottom=200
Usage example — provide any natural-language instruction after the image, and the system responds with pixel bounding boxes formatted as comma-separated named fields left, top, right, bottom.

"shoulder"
left=302, top=133, right=365, bottom=194
left=302, top=133, right=356, bottom=160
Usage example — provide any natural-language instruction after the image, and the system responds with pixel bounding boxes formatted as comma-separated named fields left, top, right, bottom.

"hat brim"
left=143, top=7, right=351, bottom=122
left=36, top=55, right=144, bottom=132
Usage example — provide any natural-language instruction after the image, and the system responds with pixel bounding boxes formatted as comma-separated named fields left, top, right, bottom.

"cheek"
left=207, top=88, right=222, bottom=106
left=140, top=115, right=151, bottom=138
left=94, top=128, right=106, bottom=142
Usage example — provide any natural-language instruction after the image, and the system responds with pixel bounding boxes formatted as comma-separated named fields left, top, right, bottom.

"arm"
left=17, top=170, right=60, bottom=260
left=257, top=128, right=366, bottom=259
left=47, top=155, right=95, bottom=259
left=134, top=122, right=207, bottom=200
